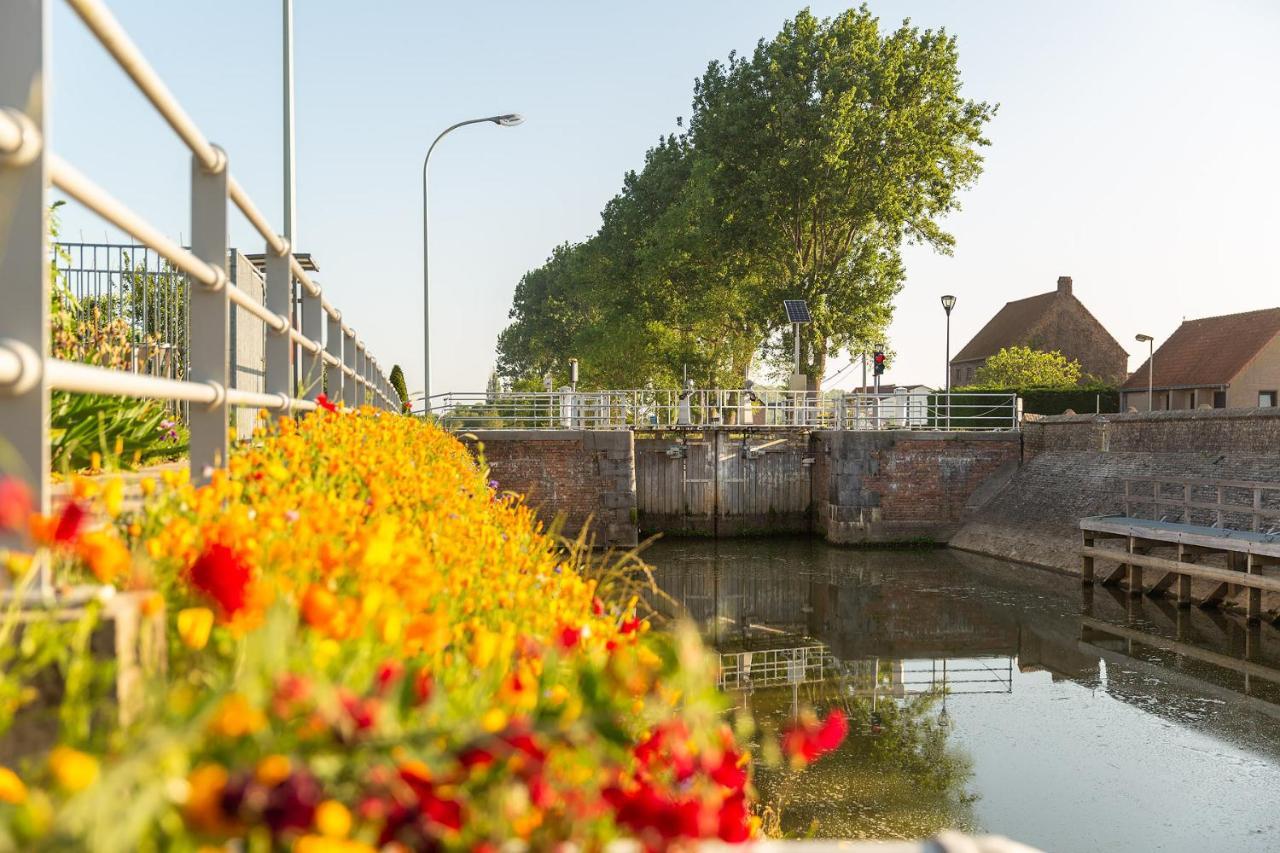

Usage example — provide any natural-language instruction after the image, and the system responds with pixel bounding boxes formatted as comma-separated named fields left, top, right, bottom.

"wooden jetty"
left=1079, top=477, right=1280, bottom=623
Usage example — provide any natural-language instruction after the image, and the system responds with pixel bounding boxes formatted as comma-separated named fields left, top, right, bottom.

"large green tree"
left=497, top=6, right=993, bottom=391
left=690, top=7, right=994, bottom=387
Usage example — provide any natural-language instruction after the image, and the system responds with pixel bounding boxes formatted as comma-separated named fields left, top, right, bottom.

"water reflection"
left=644, top=538, right=1280, bottom=850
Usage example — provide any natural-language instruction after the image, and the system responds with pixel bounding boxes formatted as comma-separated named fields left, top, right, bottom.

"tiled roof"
left=1121, top=307, right=1280, bottom=390
left=951, top=292, right=1058, bottom=363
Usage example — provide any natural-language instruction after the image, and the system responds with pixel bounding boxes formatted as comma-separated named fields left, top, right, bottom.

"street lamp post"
left=941, top=295, right=956, bottom=429
left=422, top=113, right=524, bottom=411
left=1136, top=334, right=1154, bottom=411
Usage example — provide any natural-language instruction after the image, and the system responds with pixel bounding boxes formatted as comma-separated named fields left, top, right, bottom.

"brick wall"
left=813, top=431, right=1021, bottom=544
left=1024, top=407, right=1280, bottom=459
left=464, top=431, right=637, bottom=548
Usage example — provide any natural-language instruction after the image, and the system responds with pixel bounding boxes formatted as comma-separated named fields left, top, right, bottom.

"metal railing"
left=0, top=0, right=402, bottom=589
left=1121, top=477, right=1280, bottom=533
left=431, top=389, right=1020, bottom=432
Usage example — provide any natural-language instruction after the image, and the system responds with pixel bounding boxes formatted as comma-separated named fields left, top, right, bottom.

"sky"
left=48, top=0, right=1280, bottom=396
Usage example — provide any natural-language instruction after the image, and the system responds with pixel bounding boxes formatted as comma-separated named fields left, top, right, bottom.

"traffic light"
left=873, top=350, right=886, bottom=376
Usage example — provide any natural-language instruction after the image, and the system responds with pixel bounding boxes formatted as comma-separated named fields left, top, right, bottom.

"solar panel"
left=783, top=299, right=811, bottom=323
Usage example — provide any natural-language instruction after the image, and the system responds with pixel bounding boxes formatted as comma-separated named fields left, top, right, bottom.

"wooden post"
left=1216, top=485, right=1224, bottom=528
left=1246, top=552, right=1262, bottom=623
left=1127, top=536, right=1143, bottom=597
left=1176, top=544, right=1192, bottom=608
left=1082, top=535, right=1095, bottom=584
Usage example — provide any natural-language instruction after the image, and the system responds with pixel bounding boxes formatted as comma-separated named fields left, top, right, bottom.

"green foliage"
left=389, top=364, right=409, bottom=407
left=969, top=346, right=1081, bottom=389
left=498, top=7, right=993, bottom=390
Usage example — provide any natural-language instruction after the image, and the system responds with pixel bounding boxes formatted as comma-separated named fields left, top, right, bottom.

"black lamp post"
left=942, top=295, right=957, bottom=429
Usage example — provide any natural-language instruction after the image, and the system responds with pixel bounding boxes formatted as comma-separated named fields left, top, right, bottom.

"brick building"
left=1120, top=307, right=1280, bottom=412
left=949, top=276, right=1128, bottom=387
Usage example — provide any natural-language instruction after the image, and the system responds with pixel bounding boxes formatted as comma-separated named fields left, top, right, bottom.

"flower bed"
left=0, top=408, right=842, bottom=851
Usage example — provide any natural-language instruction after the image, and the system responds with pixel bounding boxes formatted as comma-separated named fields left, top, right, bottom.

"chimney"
left=1057, top=275, right=1073, bottom=296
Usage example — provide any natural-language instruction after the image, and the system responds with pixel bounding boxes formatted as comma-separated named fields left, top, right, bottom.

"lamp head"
left=941, top=294, right=956, bottom=314
left=1135, top=334, right=1153, bottom=343
left=493, top=113, right=525, bottom=127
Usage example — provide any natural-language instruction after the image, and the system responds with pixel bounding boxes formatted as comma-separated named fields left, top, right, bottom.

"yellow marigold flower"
left=177, top=607, right=214, bottom=650
left=75, top=529, right=131, bottom=584
left=139, top=477, right=156, bottom=496
left=481, top=707, right=508, bottom=733
left=209, top=693, right=266, bottom=738
left=184, top=763, right=230, bottom=833
left=140, top=591, right=165, bottom=618
left=3, top=550, right=33, bottom=578
left=0, top=766, right=27, bottom=804
left=48, top=746, right=99, bottom=792
left=470, top=626, right=500, bottom=669
left=103, top=478, right=124, bottom=519
left=314, top=799, right=352, bottom=838
left=89, top=452, right=102, bottom=472
left=255, top=754, right=292, bottom=787
left=294, top=835, right=376, bottom=853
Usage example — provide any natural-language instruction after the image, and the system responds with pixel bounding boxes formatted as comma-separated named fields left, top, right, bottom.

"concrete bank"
left=951, top=408, right=1280, bottom=613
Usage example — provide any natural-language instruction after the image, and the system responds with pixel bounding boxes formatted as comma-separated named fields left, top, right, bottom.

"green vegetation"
left=498, top=7, right=993, bottom=391
left=969, top=346, right=1081, bottom=389
left=389, top=364, right=409, bottom=408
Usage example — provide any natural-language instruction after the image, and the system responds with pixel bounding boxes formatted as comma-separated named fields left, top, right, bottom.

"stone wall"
left=956, top=409, right=1280, bottom=586
left=813, top=431, right=1021, bottom=544
left=464, top=430, right=637, bottom=548
left=1024, top=406, right=1280, bottom=459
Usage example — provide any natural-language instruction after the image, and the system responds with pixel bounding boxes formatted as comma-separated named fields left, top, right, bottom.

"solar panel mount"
left=783, top=299, right=811, bottom=324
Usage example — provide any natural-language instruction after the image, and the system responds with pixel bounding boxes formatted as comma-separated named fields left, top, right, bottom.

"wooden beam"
left=1199, top=582, right=1230, bottom=609
left=1079, top=546, right=1280, bottom=594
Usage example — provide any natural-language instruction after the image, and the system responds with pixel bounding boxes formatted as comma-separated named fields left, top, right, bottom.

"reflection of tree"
left=751, top=692, right=976, bottom=840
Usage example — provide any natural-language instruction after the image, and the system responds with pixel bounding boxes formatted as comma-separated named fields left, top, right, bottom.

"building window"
left=1213, top=391, right=1226, bottom=409
left=1189, top=390, right=1197, bottom=410
left=1261, top=391, right=1278, bottom=408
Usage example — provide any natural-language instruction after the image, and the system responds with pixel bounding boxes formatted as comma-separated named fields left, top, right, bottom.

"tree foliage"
left=497, top=6, right=993, bottom=390
left=968, top=346, right=1082, bottom=389
left=389, top=364, right=409, bottom=407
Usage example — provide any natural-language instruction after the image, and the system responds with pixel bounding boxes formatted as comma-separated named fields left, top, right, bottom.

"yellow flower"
left=177, top=607, right=214, bottom=650
left=255, top=754, right=292, bottom=787
left=103, top=478, right=125, bottom=519
left=209, top=693, right=266, bottom=738
left=314, top=799, right=352, bottom=838
left=48, top=746, right=99, bottom=792
left=75, top=529, right=131, bottom=584
left=481, top=707, right=508, bottom=733
left=0, top=766, right=27, bottom=804
left=294, top=835, right=376, bottom=853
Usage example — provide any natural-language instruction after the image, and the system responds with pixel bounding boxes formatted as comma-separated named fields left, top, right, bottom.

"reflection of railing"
left=432, top=390, right=1020, bottom=432
left=717, top=644, right=1014, bottom=695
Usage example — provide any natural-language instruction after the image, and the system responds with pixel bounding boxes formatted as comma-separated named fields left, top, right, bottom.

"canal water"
left=643, top=538, right=1280, bottom=852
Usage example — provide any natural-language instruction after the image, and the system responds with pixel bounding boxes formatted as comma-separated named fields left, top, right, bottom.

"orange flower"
left=49, top=746, right=99, bottom=792
left=300, top=584, right=339, bottom=629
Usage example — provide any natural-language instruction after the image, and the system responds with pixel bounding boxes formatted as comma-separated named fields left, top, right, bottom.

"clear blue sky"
left=50, top=1, right=1280, bottom=395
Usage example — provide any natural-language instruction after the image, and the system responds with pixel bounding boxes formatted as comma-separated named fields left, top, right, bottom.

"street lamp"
left=941, top=295, right=956, bottom=429
left=1136, top=334, right=1154, bottom=411
left=422, top=113, right=524, bottom=411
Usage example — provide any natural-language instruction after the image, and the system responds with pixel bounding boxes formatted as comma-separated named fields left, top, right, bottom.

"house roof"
left=1120, top=307, right=1280, bottom=390
left=951, top=291, right=1059, bottom=363
left=849, top=384, right=934, bottom=394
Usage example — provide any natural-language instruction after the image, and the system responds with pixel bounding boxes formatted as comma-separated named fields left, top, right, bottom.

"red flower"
left=316, top=393, right=337, bottom=413
left=619, top=618, right=643, bottom=635
left=0, top=477, right=33, bottom=531
left=707, top=748, right=748, bottom=791
left=375, top=661, right=404, bottom=694
left=54, top=500, right=86, bottom=544
left=718, top=792, right=751, bottom=842
left=558, top=625, right=582, bottom=650
left=186, top=542, right=252, bottom=617
left=781, top=708, right=847, bottom=764
left=413, top=668, right=434, bottom=705
left=592, top=596, right=605, bottom=616
left=458, top=746, right=496, bottom=771
left=397, top=765, right=464, bottom=831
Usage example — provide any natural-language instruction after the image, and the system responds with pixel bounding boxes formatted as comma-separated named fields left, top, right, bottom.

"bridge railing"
left=431, top=389, right=1020, bottom=431
left=1, top=0, right=400, bottom=589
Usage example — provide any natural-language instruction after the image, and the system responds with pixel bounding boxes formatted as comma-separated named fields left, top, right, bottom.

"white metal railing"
left=0, top=0, right=402, bottom=589
left=430, top=389, right=1020, bottom=432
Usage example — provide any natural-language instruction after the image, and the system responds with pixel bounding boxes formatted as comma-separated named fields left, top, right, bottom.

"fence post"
left=300, top=283, right=322, bottom=401
left=341, top=328, right=356, bottom=408
left=188, top=145, right=230, bottom=483
left=325, top=310, right=341, bottom=406
left=355, top=340, right=366, bottom=407
left=263, top=241, right=292, bottom=413
left=0, top=0, right=51, bottom=591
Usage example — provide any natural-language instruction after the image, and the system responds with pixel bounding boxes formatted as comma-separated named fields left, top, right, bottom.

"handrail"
left=0, top=0, right=404, bottom=595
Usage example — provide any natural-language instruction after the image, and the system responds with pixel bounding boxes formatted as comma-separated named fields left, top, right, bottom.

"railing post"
left=263, top=240, right=292, bottom=413
left=341, top=327, right=356, bottom=408
left=0, top=0, right=51, bottom=591
left=324, top=310, right=341, bottom=406
left=300, top=283, right=322, bottom=400
left=188, top=145, right=230, bottom=483
left=355, top=340, right=366, bottom=407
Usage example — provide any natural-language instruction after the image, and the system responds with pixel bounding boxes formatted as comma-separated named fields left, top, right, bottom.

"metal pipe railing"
left=0, top=0, right=402, bottom=594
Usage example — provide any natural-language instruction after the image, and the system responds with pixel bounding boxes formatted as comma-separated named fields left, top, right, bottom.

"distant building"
left=949, top=276, right=1128, bottom=387
left=1120, top=307, right=1280, bottom=412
